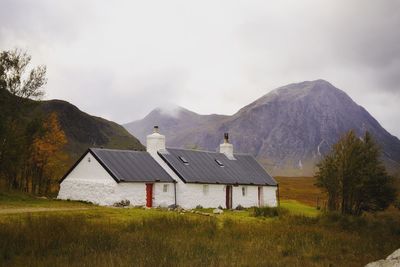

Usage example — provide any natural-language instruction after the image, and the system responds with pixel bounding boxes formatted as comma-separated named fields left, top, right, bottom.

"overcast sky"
left=1, top=0, right=399, bottom=137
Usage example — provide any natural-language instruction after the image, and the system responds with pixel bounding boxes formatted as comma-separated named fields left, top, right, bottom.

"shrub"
left=113, top=199, right=130, bottom=207
left=394, top=199, right=400, bottom=211
left=195, top=205, right=203, bottom=209
left=253, top=206, right=288, bottom=217
left=217, top=205, right=223, bottom=210
left=235, top=204, right=244, bottom=210
left=168, top=204, right=179, bottom=210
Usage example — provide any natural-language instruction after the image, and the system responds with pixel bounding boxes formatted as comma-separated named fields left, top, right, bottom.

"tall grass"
left=253, top=206, right=289, bottom=217
left=1, top=212, right=399, bottom=267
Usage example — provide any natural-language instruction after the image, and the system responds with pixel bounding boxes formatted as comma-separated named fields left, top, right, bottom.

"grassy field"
left=275, top=176, right=325, bottom=207
left=1, top=192, right=400, bottom=267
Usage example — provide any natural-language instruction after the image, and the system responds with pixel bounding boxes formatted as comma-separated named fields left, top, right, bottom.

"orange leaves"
left=31, top=112, right=67, bottom=168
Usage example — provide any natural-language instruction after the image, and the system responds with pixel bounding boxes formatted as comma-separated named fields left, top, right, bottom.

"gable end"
left=59, top=149, right=120, bottom=184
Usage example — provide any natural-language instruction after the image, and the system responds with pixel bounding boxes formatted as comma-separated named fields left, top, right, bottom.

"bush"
left=235, top=204, right=244, bottom=210
left=394, top=199, right=400, bottom=211
left=253, top=206, right=288, bottom=217
left=113, top=199, right=130, bottom=207
left=168, top=204, right=179, bottom=210
left=195, top=205, right=203, bottom=209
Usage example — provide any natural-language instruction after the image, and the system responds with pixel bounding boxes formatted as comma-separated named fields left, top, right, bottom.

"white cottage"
left=58, top=127, right=278, bottom=209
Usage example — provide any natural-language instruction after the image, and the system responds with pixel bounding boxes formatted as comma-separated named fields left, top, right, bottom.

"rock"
left=387, top=249, right=400, bottom=260
left=213, top=208, right=223, bottom=214
left=365, top=248, right=400, bottom=267
left=365, top=259, right=400, bottom=267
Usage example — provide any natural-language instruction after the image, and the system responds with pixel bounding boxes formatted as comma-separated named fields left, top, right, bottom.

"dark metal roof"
left=60, top=148, right=175, bottom=183
left=158, top=148, right=277, bottom=186
left=90, top=148, right=175, bottom=183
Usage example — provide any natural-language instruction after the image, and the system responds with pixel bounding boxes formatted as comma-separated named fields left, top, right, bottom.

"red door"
left=226, top=186, right=232, bottom=209
left=146, top=183, right=153, bottom=208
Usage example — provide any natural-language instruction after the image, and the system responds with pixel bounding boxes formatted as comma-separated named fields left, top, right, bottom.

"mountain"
left=38, top=100, right=145, bottom=160
left=124, top=80, right=400, bottom=176
left=0, top=88, right=145, bottom=164
left=124, top=105, right=229, bottom=149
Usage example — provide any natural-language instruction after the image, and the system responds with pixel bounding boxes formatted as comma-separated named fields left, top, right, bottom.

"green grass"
left=1, top=192, right=400, bottom=266
left=0, top=191, right=91, bottom=209
left=280, top=200, right=320, bottom=217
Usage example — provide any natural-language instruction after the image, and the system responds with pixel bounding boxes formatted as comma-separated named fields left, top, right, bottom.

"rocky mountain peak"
left=124, top=80, right=400, bottom=176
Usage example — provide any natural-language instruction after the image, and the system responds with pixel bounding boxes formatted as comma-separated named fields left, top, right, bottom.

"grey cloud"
left=0, top=0, right=399, bottom=137
left=0, top=0, right=94, bottom=46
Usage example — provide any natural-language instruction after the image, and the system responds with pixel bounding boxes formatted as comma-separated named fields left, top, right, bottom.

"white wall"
left=61, top=152, right=116, bottom=183
left=153, top=183, right=175, bottom=207
left=232, top=186, right=259, bottom=208
left=58, top=152, right=119, bottom=205
left=263, top=186, right=278, bottom=207
left=176, top=183, right=278, bottom=209
left=177, top=183, right=226, bottom=209
left=58, top=152, right=175, bottom=207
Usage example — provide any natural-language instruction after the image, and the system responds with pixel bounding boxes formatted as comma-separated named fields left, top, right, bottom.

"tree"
left=315, top=130, right=396, bottom=215
left=315, top=154, right=340, bottom=211
left=0, top=48, right=46, bottom=99
left=0, top=48, right=47, bottom=190
left=354, top=132, right=396, bottom=214
left=30, top=113, right=67, bottom=194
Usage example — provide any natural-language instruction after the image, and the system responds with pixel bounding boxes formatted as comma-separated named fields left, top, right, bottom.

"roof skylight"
left=178, top=156, right=189, bottom=165
left=215, top=159, right=224, bottom=167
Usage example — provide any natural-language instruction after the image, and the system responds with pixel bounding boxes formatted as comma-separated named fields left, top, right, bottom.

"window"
left=242, top=186, right=247, bottom=196
left=163, top=184, right=169, bottom=193
left=178, top=156, right=189, bottom=165
left=215, top=159, right=224, bottom=167
left=203, top=185, right=209, bottom=195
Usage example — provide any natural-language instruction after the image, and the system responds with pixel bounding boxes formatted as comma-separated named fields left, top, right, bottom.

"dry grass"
left=1, top=188, right=399, bottom=267
left=275, top=176, right=325, bottom=207
left=0, top=209, right=399, bottom=267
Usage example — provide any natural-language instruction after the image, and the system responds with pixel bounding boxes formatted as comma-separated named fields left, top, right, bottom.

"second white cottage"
left=58, top=126, right=278, bottom=209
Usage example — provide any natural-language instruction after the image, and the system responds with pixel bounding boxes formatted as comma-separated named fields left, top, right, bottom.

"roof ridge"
left=166, top=147, right=219, bottom=153
left=166, top=147, right=252, bottom=156
left=90, top=147, right=146, bottom=153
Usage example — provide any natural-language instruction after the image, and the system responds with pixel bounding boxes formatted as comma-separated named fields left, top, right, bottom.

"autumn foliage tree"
left=30, top=113, right=68, bottom=194
left=315, top=130, right=396, bottom=215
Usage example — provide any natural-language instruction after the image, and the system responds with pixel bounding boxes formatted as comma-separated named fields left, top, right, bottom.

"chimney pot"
left=224, top=132, right=229, bottom=143
left=147, top=126, right=165, bottom=154
left=220, top=132, right=235, bottom=159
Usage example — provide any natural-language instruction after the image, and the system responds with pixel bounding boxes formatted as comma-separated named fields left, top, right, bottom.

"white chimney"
left=146, top=126, right=166, bottom=155
left=219, top=133, right=235, bottom=160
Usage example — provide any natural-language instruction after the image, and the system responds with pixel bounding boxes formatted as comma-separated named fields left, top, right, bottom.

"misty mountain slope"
left=124, top=80, right=400, bottom=176
left=0, top=87, right=145, bottom=164
left=38, top=99, right=145, bottom=159
left=124, top=106, right=229, bottom=148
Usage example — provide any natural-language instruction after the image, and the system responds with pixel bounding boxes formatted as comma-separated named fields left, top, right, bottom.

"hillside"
left=0, top=88, right=145, bottom=164
left=125, top=80, right=400, bottom=176
left=38, top=99, right=144, bottom=159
